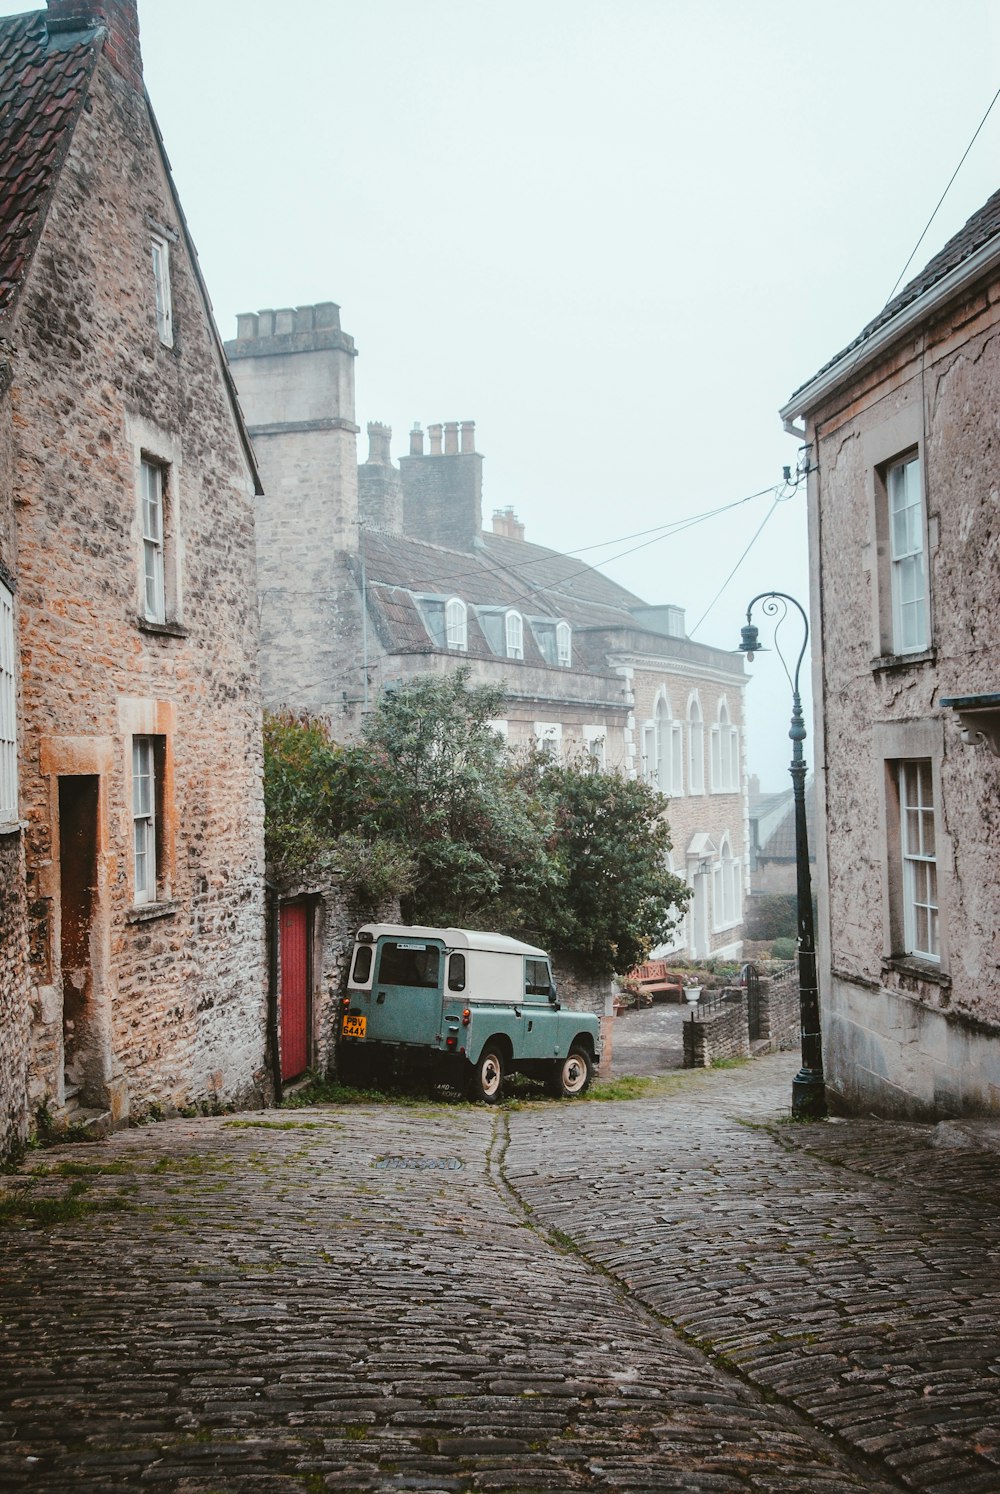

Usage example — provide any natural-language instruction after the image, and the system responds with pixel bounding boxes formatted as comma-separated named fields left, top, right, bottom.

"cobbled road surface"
left=1, top=1049, right=998, bottom=1492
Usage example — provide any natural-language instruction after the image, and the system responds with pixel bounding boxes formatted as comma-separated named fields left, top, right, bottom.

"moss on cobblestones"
left=0, top=1176, right=132, bottom=1227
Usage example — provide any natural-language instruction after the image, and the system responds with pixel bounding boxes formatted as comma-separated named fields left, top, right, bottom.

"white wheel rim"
left=564, top=1057, right=586, bottom=1093
left=481, top=1057, right=501, bottom=1097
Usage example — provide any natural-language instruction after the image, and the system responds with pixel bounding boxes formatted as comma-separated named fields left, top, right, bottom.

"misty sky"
left=21, top=1, right=1000, bottom=788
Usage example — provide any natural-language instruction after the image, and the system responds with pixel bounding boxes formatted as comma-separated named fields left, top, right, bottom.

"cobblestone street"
left=1, top=1048, right=999, bottom=1492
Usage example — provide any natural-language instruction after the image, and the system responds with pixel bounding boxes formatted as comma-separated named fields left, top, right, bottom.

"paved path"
left=608, top=1002, right=688, bottom=1075
left=0, top=1055, right=998, bottom=1491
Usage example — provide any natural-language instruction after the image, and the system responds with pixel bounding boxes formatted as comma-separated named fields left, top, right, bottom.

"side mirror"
left=548, top=983, right=560, bottom=1008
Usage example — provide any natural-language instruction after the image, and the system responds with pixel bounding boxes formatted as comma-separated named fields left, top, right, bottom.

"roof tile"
left=0, top=11, right=100, bottom=320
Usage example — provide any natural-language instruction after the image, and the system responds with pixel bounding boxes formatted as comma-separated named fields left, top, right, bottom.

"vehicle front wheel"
left=546, top=1047, right=593, bottom=1099
left=467, top=1045, right=505, bottom=1104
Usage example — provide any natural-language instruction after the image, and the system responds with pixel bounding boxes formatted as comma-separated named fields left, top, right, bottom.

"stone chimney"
left=399, top=418, right=484, bottom=552
left=492, top=506, right=525, bottom=541
left=47, top=0, right=143, bottom=92
left=359, top=423, right=403, bottom=535
left=365, top=421, right=392, bottom=467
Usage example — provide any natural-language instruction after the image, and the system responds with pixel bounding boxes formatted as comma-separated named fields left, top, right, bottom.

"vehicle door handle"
left=376, top=991, right=386, bottom=1005
left=514, top=1006, right=521, bottom=1017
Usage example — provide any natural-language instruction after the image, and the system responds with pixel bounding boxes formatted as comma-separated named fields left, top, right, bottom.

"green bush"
left=770, top=936, right=797, bottom=960
left=745, top=893, right=797, bottom=941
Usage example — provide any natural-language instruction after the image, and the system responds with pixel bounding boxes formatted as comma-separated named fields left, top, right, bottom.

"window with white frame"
left=132, top=735, right=162, bottom=904
left=505, top=610, right=524, bottom=660
left=0, top=580, right=17, bottom=827
left=897, top=759, right=938, bottom=961
left=556, top=620, right=571, bottom=667
left=712, top=834, right=741, bottom=929
left=641, top=720, right=656, bottom=784
left=533, top=721, right=562, bottom=761
left=583, top=725, right=606, bottom=770
left=486, top=718, right=509, bottom=740
left=887, top=454, right=928, bottom=654
left=140, top=458, right=166, bottom=623
left=151, top=236, right=173, bottom=347
left=445, top=597, right=467, bottom=651
left=655, top=695, right=683, bottom=796
left=688, top=695, right=704, bottom=793
left=711, top=699, right=739, bottom=792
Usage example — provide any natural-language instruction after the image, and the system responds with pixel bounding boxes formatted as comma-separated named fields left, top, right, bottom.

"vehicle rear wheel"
left=467, top=1045, right=505, bottom=1104
left=546, top=1047, right=593, bottom=1098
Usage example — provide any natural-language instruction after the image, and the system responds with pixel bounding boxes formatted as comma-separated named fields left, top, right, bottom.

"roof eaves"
left=781, top=233, right=1000, bottom=425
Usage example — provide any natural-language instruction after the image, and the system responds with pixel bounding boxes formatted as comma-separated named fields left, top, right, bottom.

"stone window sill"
left=871, top=647, right=936, bottom=674
left=0, top=819, right=24, bottom=837
left=127, top=898, right=179, bottom=924
left=882, top=954, right=950, bottom=990
left=137, top=617, right=188, bottom=639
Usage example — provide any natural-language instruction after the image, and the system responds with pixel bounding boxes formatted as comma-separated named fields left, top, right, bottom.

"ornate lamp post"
left=738, top=592, right=826, bottom=1119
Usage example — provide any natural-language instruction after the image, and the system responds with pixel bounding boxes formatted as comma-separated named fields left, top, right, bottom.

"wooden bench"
left=630, top=960, right=684, bottom=1003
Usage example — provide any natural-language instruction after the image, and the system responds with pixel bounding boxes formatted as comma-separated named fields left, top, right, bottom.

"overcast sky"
left=31, top=1, right=1000, bottom=787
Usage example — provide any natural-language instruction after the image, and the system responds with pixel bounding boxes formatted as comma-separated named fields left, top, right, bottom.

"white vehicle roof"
left=356, top=923, right=549, bottom=960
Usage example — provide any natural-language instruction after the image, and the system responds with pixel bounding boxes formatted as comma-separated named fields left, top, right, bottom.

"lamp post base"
left=791, top=1067, right=827, bottom=1120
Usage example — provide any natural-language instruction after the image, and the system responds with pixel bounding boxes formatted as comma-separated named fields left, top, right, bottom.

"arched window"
left=445, top=597, right=467, bottom=651
left=655, top=693, right=683, bottom=797
left=688, top=694, right=704, bottom=794
left=556, top=620, right=571, bottom=667
left=505, top=610, right=523, bottom=660
left=711, top=698, right=740, bottom=792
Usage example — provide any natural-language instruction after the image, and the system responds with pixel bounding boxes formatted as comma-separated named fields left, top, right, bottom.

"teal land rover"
left=338, top=923, right=602, bottom=1102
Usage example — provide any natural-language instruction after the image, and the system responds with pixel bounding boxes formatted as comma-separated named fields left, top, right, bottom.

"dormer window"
left=505, top=610, right=523, bottom=660
left=556, top=621, right=571, bottom=667
left=445, top=597, right=467, bottom=651
left=151, top=236, right=173, bottom=347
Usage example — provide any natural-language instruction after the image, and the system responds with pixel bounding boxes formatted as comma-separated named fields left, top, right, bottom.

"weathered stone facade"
left=782, top=186, right=1000, bottom=1117
left=0, top=2, right=268, bottom=1148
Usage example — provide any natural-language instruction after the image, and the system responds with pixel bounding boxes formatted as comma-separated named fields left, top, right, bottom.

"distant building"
left=782, top=185, right=1000, bottom=1118
left=224, top=306, right=752, bottom=1066
left=0, top=0, right=268, bottom=1155
left=747, top=775, right=816, bottom=896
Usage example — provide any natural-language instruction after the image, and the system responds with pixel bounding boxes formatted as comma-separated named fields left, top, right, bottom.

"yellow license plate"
left=342, top=1014, right=366, bottom=1040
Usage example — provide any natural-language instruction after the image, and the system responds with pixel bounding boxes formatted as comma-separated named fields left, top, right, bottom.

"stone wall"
left=11, top=57, right=267, bottom=1126
left=683, top=995, right=750, bottom=1068
left=551, top=963, right=614, bottom=1075
left=757, top=970, right=800, bottom=1051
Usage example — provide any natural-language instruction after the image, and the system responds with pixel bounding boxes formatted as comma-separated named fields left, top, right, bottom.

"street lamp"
left=738, top=592, right=826, bottom=1119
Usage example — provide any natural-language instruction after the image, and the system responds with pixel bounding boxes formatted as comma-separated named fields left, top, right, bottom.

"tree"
left=355, top=669, right=556, bottom=928
left=520, top=753, right=690, bottom=976
left=262, top=672, right=690, bottom=978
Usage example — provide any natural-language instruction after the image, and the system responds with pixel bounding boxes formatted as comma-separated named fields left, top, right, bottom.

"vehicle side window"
left=350, top=944, right=373, bottom=984
left=525, top=957, right=552, bottom=997
left=447, top=952, right=466, bottom=992
left=377, top=941, right=441, bottom=989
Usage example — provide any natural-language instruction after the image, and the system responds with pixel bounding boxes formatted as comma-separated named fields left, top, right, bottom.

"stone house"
left=781, top=185, right=1000, bottom=1118
left=0, top=0, right=268, bottom=1155
left=747, top=775, right=816, bottom=896
left=224, top=305, right=749, bottom=1070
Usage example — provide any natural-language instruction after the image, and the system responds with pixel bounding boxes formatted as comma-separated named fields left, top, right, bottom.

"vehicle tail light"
left=340, top=995, right=350, bottom=1010
left=461, top=1008, right=471, bottom=1027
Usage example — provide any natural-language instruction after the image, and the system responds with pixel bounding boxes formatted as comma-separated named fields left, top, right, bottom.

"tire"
left=467, top=1045, right=505, bottom=1104
left=546, top=1047, right=593, bottom=1099
left=337, top=1046, right=367, bottom=1088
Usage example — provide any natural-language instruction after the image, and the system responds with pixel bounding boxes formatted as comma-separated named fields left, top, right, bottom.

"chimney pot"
left=460, top=420, right=476, bottom=453
left=409, top=423, right=424, bottom=457
left=444, top=421, right=459, bottom=455
left=235, top=312, right=259, bottom=342
left=274, top=307, right=296, bottom=336
left=428, top=423, right=443, bottom=456
left=366, top=421, right=392, bottom=466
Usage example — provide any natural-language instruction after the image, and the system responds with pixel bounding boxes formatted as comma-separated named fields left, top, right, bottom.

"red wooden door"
left=279, top=902, right=310, bottom=1080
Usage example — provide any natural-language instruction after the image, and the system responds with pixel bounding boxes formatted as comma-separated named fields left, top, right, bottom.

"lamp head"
left=738, top=622, right=763, bottom=662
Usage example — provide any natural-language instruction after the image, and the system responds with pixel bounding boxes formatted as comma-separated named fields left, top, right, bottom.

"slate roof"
left=0, top=10, right=101, bottom=322
left=755, top=780, right=816, bottom=862
left=789, top=185, right=1000, bottom=403
left=361, top=527, right=655, bottom=672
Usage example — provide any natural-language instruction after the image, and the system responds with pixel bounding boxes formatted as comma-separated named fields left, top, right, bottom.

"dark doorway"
left=58, top=775, right=100, bottom=1102
left=279, top=902, right=311, bottom=1081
